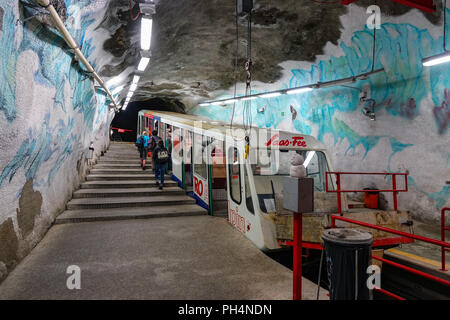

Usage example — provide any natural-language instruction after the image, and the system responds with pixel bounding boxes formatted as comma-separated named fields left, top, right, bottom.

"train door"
left=183, top=129, right=193, bottom=191
left=192, top=132, right=209, bottom=210
left=226, top=146, right=260, bottom=242
left=171, top=126, right=183, bottom=187
left=210, top=138, right=227, bottom=217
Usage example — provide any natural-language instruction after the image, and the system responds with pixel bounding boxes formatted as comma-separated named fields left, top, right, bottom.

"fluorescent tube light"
left=130, top=83, right=138, bottom=92
left=141, top=18, right=153, bottom=51
left=132, top=76, right=140, bottom=84
left=199, top=102, right=210, bottom=107
left=423, top=52, right=450, bottom=66
left=224, top=99, right=238, bottom=104
left=241, top=96, right=257, bottom=101
left=137, top=57, right=150, bottom=71
left=260, top=92, right=282, bottom=98
left=287, top=87, right=313, bottom=95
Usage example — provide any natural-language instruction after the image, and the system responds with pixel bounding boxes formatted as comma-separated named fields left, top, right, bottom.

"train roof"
left=140, top=110, right=326, bottom=151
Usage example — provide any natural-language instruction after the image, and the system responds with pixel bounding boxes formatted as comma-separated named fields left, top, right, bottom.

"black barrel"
left=322, top=228, right=373, bottom=300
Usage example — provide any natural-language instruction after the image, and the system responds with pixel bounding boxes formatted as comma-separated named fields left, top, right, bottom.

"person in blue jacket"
left=136, top=131, right=150, bottom=170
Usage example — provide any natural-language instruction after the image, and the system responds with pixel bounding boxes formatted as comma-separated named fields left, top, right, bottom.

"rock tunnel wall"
left=0, top=1, right=114, bottom=282
left=190, top=6, right=450, bottom=223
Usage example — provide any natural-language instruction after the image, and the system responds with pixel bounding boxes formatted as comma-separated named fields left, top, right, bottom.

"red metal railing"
left=442, top=208, right=450, bottom=271
left=330, top=215, right=450, bottom=300
left=325, top=172, right=408, bottom=215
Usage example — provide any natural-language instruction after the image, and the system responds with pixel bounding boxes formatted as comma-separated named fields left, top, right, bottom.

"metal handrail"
left=36, top=0, right=119, bottom=111
left=325, top=172, right=408, bottom=214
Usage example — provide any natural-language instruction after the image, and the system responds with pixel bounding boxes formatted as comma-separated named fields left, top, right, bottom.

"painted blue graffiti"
left=192, top=18, right=450, bottom=209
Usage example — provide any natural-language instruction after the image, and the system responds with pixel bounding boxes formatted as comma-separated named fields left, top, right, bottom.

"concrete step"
left=73, top=187, right=184, bottom=198
left=67, top=195, right=196, bottom=210
left=80, top=180, right=178, bottom=189
left=94, top=164, right=151, bottom=169
left=86, top=174, right=158, bottom=181
left=102, top=155, right=141, bottom=160
left=55, top=205, right=208, bottom=224
left=97, top=159, right=143, bottom=164
left=90, top=168, right=154, bottom=175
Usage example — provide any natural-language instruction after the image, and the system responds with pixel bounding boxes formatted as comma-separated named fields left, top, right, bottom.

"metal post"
left=392, top=174, right=398, bottom=211
left=293, top=212, right=303, bottom=300
left=336, top=174, right=342, bottom=216
left=355, top=249, right=358, bottom=300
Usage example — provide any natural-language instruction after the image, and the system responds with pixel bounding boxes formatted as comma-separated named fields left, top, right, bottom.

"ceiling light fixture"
left=141, top=18, right=153, bottom=51
left=137, top=57, right=150, bottom=71
left=260, top=92, right=282, bottom=98
left=286, top=87, right=313, bottom=95
left=198, top=69, right=384, bottom=107
left=130, top=83, right=138, bottom=92
left=423, top=0, right=448, bottom=67
left=132, top=75, right=140, bottom=84
left=423, top=52, right=450, bottom=66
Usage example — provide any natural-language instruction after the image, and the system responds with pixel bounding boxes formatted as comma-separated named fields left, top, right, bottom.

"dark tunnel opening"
left=110, top=97, right=186, bottom=141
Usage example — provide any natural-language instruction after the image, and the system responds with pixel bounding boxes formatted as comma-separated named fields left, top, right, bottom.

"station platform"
left=0, top=142, right=327, bottom=300
left=0, top=216, right=326, bottom=300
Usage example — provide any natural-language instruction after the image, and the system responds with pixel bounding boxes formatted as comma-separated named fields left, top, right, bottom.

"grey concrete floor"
left=0, top=215, right=327, bottom=300
left=399, top=220, right=449, bottom=263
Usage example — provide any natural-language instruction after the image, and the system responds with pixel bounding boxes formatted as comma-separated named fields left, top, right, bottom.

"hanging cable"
left=371, top=25, right=376, bottom=72
left=243, top=10, right=253, bottom=159
left=230, top=0, right=240, bottom=134
left=444, top=0, right=448, bottom=52
left=129, top=0, right=141, bottom=21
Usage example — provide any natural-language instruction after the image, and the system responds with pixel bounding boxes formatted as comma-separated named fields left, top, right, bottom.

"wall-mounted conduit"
left=36, top=0, right=120, bottom=112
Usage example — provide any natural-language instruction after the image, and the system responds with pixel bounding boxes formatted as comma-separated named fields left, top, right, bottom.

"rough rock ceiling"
left=96, top=0, right=442, bottom=110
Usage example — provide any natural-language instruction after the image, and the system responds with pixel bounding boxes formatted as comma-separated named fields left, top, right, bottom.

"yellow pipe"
left=37, top=0, right=119, bottom=111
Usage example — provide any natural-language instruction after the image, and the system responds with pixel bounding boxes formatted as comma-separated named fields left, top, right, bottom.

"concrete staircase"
left=56, top=142, right=207, bottom=224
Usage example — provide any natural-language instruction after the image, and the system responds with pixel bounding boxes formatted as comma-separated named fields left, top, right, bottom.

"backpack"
left=135, top=136, right=145, bottom=149
left=156, top=147, right=169, bottom=163
left=149, top=135, right=162, bottom=152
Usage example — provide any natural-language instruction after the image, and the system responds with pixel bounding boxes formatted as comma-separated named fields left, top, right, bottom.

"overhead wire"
left=230, top=0, right=239, bottom=134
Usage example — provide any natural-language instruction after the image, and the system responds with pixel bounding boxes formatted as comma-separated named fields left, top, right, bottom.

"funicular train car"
left=137, top=110, right=413, bottom=252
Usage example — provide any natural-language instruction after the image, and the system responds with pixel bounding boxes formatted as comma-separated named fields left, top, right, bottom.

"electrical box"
left=237, top=0, right=253, bottom=14
left=282, top=177, right=314, bottom=213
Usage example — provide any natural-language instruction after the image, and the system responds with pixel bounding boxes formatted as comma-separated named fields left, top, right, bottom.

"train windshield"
left=250, top=149, right=329, bottom=213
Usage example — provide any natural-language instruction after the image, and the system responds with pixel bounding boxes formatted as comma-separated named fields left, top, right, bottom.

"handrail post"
left=392, top=174, right=398, bottom=211
left=336, top=174, right=342, bottom=216
left=442, top=208, right=449, bottom=271
left=293, top=212, right=303, bottom=300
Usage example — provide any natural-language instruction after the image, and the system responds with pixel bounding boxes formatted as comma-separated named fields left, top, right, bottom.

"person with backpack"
left=148, top=130, right=162, bottom=172
left=152, top=140, right=170, bottom=190
left=136, top=131, right=150, bottom=170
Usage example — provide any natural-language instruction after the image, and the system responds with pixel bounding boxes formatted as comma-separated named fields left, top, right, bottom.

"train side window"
left=194, top=133, right=207, bottom=179
left=228, top=147, right=242, bottom=204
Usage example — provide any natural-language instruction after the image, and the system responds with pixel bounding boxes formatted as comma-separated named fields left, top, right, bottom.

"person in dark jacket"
left=152, top=140, right=169, bottom=189
left=136, top=131, right=150, bottom=170
left=149, top=130, right=162, bottom=172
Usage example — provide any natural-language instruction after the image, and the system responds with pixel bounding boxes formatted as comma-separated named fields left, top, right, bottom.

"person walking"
left=149, top=130, right=162, bottom=172
left=166, top=131, right=173, bottom=173
left=152, top=140, right=170, bottom=190
left=136, top=131, right=150, bottom=170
